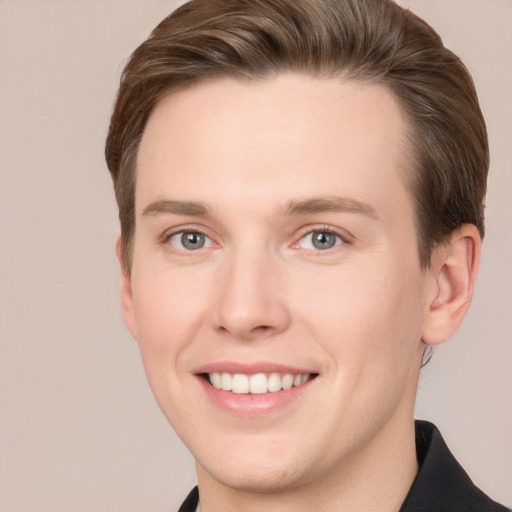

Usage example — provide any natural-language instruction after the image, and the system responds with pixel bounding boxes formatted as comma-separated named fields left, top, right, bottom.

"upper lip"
left=193, top=361, right=317, bottom=375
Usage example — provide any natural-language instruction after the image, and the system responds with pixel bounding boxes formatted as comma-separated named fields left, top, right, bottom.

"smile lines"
left=207, top=372, right=313, bottom=394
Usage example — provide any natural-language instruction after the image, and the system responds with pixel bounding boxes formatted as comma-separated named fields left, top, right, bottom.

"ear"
left=116, top=236, right=138, bottom=340
left=422, top=224, right=481, bottom=346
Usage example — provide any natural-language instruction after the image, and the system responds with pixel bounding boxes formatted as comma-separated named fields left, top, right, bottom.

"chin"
left=194, top=439, right=318, bottom=494
left=203, top=461, right=309, bottom=494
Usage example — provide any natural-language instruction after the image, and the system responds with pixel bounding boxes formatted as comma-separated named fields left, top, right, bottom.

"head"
left=105, top=0, right=488, bottom=275
left=105, top=0, right=488, bottom=501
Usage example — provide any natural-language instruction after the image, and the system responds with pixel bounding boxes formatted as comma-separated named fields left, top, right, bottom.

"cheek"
left=128, top=269, right=210, bottom=432
left=279, top=263, right=426, bottom=461
left=128, top=268, right=211, bottom=401
left=295, top=261, right=425, bottom=375
left=131, top=266, right=210, bottom=343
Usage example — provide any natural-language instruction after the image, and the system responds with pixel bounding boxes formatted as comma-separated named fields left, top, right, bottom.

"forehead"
left=136, top=73, right=412, bottom=221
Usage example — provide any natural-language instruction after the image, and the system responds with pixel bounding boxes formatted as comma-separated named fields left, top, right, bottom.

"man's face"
left=122, top=74, right=435, bottom=492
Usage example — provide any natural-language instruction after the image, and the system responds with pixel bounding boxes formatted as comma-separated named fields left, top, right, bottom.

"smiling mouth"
left=205, top=372, right=316, bottom=394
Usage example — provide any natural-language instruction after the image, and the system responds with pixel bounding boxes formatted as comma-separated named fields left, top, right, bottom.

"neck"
left=196, top=414, right=419, bottom=512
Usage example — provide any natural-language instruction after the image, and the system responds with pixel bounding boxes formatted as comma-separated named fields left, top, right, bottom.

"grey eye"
left=312, top=231, right=337, bottom=249
left=169, top=231, right=211, bottom=251
left=299, top=230, right=343, bottom=250
left=182, top=232, right=205, bottom=250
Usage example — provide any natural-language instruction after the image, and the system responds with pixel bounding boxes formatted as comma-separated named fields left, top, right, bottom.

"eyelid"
left=160, top=223, right=210, bottom=241
left=160, top=225, right=219, bottom=252
left=170, top=231, right=213, bottom=250
left=291, top=225, right=353, bottom=250
left=158, top=223, right=352, bottom=253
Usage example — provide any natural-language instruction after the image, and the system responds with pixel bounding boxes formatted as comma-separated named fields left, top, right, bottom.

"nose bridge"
left=213, top=241, right=289, bottom=339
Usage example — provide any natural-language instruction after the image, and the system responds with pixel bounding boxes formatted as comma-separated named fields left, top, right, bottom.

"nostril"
left=253, top=325, right=271, bottom=332
left=216, top=322, right=277, bottom=340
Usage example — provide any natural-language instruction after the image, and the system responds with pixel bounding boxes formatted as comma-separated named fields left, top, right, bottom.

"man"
left=105, top=0, right=509, bottom=510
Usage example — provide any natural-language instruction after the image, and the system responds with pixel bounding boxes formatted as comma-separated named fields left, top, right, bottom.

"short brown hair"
left=105, top=0, right=488, bottom=274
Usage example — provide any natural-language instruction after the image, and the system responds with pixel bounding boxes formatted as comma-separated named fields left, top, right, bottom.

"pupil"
left=182, top=232, right=204, bottom=250
left=313, top=231, right=335, bottom=249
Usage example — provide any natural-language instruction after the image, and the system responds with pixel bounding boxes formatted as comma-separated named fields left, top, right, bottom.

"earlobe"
left=422, top=224, right=481, bottom=346
left=116, top=236, right=138, bottom=340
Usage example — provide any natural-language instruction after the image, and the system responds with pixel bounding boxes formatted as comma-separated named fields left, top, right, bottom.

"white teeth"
left=281, top=373, right=294, bottom=390
left=221, top=372, right=232, bottom=391
left=267, top=373, right=282, bottom=392
left=208, top=372, right=312, bottom=394
left=232, top=374, right=249, bottom=394
left=210, top=372, right=222, bottom=389
left=249, top=373, right=268, bottom=394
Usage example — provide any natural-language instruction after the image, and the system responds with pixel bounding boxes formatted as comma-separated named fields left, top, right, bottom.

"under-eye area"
left=203, top=372, right=318, bottom=394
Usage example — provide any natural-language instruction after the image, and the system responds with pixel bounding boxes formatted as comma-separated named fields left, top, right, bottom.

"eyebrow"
left=142, top=199, right=211, bottom=217
left=282, top=196, right=379, bottom=219
left=141, top=195, right=378, bottom=220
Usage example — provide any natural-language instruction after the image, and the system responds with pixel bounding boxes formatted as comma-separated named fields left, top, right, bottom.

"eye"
left=298, top=230, right=344, bottom=250
left=168, top=231, right=213, bottom=251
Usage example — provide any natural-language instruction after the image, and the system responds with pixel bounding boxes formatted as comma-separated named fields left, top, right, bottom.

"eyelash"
left=161, top=225, right=351, bottom=254
left=161, top=227, right=215, bottom=254
left=292, top=226, right=350, bottom=252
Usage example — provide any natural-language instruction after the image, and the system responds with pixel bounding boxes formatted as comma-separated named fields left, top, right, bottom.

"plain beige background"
left=0, top=1, right=510, bottom=511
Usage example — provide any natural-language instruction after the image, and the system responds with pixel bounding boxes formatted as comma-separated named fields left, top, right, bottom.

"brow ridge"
left=142, top=199, right=211, bottom=217
left=282, top=196, right=378, bottom=219
left=141, top=195, right=378, bottom=220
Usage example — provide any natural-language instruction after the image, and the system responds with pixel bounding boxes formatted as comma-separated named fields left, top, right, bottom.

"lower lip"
left=197, top=376, right=315, bottom=417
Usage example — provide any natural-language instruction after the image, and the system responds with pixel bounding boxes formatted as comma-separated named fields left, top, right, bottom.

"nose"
left=211, top=248, right=291, bottom=341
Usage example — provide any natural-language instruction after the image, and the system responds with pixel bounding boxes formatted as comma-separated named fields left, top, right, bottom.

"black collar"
left=400, top=420, right=509, bottom=511
left=178, top=421, right=509, bottom=512
left=178, top=486, right=198, bottom=512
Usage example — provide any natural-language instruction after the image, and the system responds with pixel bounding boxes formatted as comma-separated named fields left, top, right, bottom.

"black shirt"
left=178, top=420, right=510, bottom=512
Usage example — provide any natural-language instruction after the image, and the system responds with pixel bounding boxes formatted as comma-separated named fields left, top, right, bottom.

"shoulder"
left=399, top=421, right=510, bottom=512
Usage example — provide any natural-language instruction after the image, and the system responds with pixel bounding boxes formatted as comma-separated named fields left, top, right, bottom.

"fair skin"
left=118, top=74, right=480, bottom=512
